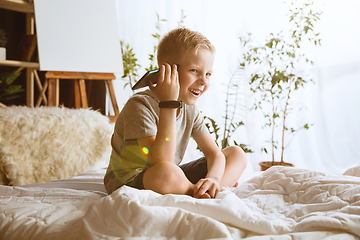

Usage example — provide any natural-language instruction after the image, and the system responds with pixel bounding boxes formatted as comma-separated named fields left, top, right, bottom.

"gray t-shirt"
left=105, top=90, right=208, bottom=190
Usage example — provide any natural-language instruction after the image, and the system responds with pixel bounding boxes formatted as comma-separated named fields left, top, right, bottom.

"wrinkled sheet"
left=0, top=168, right=107, bottom=240
left=1, top=166, right=360, bottom=240
left=80, top=166, right=360, bottom=239
left=0, top=186, right=105, bottom=240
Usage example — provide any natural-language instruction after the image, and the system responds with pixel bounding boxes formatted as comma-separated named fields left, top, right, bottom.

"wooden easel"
left=45, top=71, right=119, bottom=122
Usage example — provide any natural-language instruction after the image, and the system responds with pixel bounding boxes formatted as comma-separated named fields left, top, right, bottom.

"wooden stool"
left=45, top=71, right=119, bottom=122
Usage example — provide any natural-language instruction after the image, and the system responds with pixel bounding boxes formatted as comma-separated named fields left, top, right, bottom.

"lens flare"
left=142, top=147, right=149, bottom=155
left=165, top=137, right=170, bottom=142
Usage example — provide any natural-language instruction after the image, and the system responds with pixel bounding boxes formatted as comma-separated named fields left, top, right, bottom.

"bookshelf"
left=0, top=59, right=38, bottom=68
left=0, top=0, right=34, bottom=13
left=0, top=0, right=37, bottom=107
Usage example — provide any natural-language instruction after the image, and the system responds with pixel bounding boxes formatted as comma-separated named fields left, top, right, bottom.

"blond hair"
left=157, top=28, right=215, bottom=65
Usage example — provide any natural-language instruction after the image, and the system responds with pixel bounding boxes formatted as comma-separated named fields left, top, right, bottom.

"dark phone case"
left=131, top=68, right=160, bottom=90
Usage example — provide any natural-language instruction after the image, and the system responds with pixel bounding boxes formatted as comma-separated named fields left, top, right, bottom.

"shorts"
left=128, top=157, right=208, bottom=190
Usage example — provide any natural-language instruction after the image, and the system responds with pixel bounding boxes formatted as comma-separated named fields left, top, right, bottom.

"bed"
left=1, top=165, right=360, bottom=239
left=1, top=107, right=360, bottom=240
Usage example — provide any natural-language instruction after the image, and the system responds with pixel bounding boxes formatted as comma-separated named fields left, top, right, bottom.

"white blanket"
left=1, top=166, right=360, bottom=240
left=0, top=186, right=105, bottom=240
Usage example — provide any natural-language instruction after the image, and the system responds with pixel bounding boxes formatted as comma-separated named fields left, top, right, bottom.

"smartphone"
left=131, top=68, right=160, bottom=90
left=131, top=64, right=179, bottom=90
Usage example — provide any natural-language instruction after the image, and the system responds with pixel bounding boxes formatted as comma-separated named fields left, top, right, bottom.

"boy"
left=104, top=28, right=247, bottom=198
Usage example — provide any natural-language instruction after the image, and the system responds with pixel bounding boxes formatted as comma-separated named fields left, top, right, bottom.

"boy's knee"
left=228, top=145, right=244, bottom=154
left=224, top=145, right=244, bottom=157
left=223, top=146, right=247, bottom=167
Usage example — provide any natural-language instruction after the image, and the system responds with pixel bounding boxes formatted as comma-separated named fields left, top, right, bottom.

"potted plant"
left=240, top=0, right=322, bottom=170
left=0, top=29, right=8, bottom=60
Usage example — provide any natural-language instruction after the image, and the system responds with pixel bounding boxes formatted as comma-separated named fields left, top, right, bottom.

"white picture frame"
left=34, top=0, right=122, bottom=73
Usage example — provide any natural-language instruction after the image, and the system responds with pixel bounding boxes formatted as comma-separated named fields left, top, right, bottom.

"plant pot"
left=259, top=161, right=294, bottom=171
left=0, top=47, right=5, bottom=60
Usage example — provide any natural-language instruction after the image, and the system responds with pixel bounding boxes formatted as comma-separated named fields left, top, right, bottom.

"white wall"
left=113, top=0, right=360, bottom=173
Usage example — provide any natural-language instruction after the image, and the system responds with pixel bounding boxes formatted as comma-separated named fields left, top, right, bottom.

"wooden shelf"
left=0, top=59, right=39, bottom=68
left=0, top=0, right=34, bottom=13
left=0, top=0, right=37, bottom=107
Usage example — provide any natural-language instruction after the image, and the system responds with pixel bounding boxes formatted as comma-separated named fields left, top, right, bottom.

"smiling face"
left=177, top=48, right=214, bottom=105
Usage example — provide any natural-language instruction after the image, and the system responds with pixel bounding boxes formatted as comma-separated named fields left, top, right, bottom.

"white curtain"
left=111, top=0, right=360, bottom=174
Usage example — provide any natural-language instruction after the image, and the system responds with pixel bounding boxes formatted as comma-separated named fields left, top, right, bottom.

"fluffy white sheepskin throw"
left=0, top=106, right=113, bottom=186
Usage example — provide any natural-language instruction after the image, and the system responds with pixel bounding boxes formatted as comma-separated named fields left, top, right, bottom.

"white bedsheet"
left=20, top=168, right=108, bottom=193
left=1, top=166, right=360, bottom=240
left=0, top=186, right=105, bottom=240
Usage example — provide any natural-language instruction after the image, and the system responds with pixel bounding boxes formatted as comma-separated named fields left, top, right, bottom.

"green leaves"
left=304, top=25, right=312, bottom=34
left=238, top=143, right=254, bottom=153
left=270, top=71, right=294, bottom=90
left=203, top=115, right=252, bottom=153
left=265, top=38, right=280, bottom=49
left=250, top=74, right=261, bottom=84
left=294, top=77, right=306, bottom=89
left=0, top=70, right=24, bottom=102
left=200, top=66, right=253, bottom=154
left=151, top=33, right=161, bottom=40
left=240, top=0, right=320, bottom=163
left=177, top=9, right=187, bottom=28
left=205, top=116, right=220, bottom=142
left=120, top=41, right=141, bottom=90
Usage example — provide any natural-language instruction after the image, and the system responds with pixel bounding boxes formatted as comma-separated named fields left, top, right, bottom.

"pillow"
left=343, top=166, right=360, bottom=177
left=0, top=106, right=113, bottom=186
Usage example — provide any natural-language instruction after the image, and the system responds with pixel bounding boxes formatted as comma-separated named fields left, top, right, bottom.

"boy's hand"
left=193, top=177, right=220, bottom=199
left=149, top=63, right=179, bottom=102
